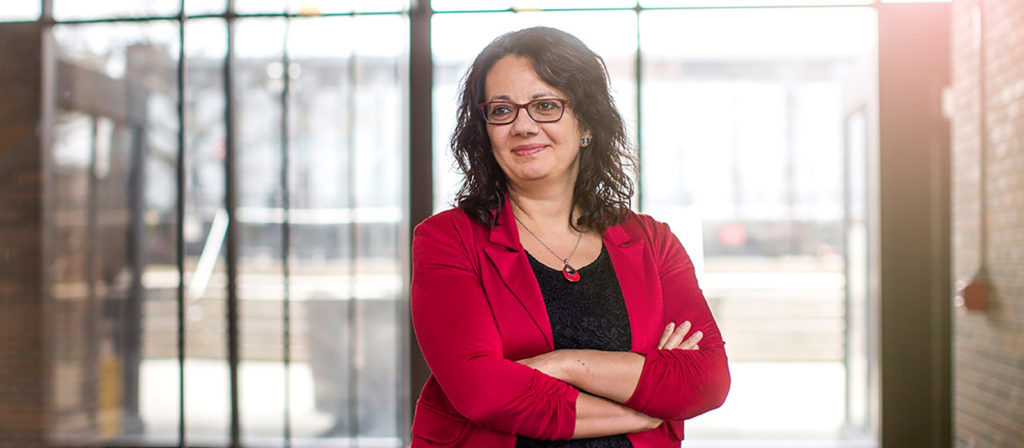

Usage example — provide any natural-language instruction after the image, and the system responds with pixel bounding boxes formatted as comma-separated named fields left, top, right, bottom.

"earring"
left=580, top=136, right=592, bottom=147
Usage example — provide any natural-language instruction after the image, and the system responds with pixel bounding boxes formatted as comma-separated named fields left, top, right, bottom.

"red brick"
left=952, top=1, right=1024, bottom=447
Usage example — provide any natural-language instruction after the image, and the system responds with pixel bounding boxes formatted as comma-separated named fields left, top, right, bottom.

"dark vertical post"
left=0, top=20, right=46, bottom=448
left=406, top=0, right=433, bottom=439
left=175, top=2, right=188, bottom=446
left=877, top=3, right=951, bottom=447
left=226, top=7, right=241, bottom=448
left=224, top=3, right=242, bottom=447
left=124, top=126, right=146, bottom=435
left=85, top=117, right=100, bottom=434
left=38, top=12, right=56, bottom=446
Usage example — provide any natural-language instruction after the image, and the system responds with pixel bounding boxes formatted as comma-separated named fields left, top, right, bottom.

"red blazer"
left=411, top=200, right=730, bottom=447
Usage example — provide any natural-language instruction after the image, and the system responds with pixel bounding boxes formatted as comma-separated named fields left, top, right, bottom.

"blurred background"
left=0, top=0, right=1020, bottom=447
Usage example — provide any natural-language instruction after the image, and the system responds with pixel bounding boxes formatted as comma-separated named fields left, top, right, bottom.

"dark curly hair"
left=450, top=26, right=636, bottom=232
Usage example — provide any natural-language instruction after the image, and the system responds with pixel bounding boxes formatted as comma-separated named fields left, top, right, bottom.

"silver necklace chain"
left=513, top=213, right=583, bottom=269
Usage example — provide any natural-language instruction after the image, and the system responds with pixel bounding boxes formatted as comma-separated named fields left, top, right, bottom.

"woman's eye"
left=491, top=104, right=513, bottom=116
left=534, top=100, right=557, bottom=111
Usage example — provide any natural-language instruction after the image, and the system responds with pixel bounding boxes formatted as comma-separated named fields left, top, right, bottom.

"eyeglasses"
left=476, top=98, right=569, bottom=125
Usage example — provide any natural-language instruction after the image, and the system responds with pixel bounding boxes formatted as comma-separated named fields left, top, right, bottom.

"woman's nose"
left=509, top=106, right=539, bottom=135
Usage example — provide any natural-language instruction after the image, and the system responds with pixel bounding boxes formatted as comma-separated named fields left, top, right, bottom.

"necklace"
left=513, top=213, right=584, bottom=283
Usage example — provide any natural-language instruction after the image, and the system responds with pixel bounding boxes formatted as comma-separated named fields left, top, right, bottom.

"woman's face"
left=483, top=55, right=590, bottom=190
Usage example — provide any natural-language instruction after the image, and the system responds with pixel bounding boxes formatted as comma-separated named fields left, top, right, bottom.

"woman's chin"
left=506, top=164, right=551, bottom=183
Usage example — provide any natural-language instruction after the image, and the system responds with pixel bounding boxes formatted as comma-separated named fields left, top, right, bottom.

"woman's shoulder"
left=417, top=206, right=468, bottom=226
left=415, top=207, right=469, bottom=234
left=414, top=206, right=488, bottom=242
left=412, top=207, right=494, bottom=265
left=616, top=210, right=671, bottom=239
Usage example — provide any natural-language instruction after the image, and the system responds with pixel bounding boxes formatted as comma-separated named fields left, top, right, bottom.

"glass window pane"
left=641, top=0, right=871, bottom=6
left=183, top=17, right=233, bottom=447
left=234, top=17, right=288, bottom=445
left=432, top=10, right=638, bottom=213
left=433, top=0, right=635, bottom=11
left=186, top=0, right=227, bottom=16
left=844, top=109, right=870, bottom=433
left=53, top=0, right=180, bottom=20
left=0, top=1, right=40, bottom=22
left=284, top=14, right=407, bottom=445
left=49, top=20, right=182, bottom=446
left=639, top=7, right=876, bottom=440
left=234, top=0, right=286, bottom=14
left=299, top=0, right=409, bottom=13
left=234, top=0, right=408, bottom=14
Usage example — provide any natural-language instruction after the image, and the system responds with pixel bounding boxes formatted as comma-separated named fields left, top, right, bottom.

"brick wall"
left=951, top=0, right=1024, bottom=447
left=0, top=22, right=46, bottom=448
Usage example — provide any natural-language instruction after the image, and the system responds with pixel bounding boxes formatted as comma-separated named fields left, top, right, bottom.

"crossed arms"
left=411, top=214, right=730, bottom=440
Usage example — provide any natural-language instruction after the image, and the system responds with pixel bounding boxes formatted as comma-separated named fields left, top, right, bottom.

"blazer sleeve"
left=623, top=216, right=731, bottom=421
left=411, top=215, right=579, bottom=440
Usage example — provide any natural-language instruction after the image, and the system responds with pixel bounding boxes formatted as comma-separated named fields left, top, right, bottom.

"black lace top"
left=516, top=245, right=634, bottom=448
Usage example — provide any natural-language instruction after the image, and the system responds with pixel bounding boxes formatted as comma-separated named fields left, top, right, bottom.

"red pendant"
left=562, top=264, right=580, bottom=282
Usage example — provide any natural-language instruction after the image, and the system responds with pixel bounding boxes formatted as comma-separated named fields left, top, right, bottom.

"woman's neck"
left=507, top=183, right=577, bottom=231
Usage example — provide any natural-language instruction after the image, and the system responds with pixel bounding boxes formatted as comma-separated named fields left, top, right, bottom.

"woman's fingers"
left=660, top=321, right=703, bottom=350
left=658, top=322, right=675, bottom=349
left=663, top=321, right=691, bottom=349
left=678, top=330, right=703, bottom=350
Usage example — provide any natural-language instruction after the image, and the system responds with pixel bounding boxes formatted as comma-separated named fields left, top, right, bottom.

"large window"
left=15, top=0, right=884, bottom=446
left=430, top=3, right=878, bottom=445
left=48, top=20, right=183, bottom=444
left=40, top=2, right=408, bottom=446
left=638, top=7, right=876, bottom=440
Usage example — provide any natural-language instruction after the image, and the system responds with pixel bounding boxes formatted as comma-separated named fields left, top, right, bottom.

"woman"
left=411, top=26, right=729, bottom=447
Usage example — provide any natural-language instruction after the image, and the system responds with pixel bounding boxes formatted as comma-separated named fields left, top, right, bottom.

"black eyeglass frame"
left=475, top=98, right=570, bottom=125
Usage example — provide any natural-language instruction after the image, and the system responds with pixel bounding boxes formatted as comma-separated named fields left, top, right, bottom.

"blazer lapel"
left=483, top=200, right=554, bottom=350
left=604, top=219, right=659, bottom=351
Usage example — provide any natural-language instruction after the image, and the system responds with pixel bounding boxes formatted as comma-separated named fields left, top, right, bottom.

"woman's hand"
left=658, top=321, right=703, bottom=350
left=572, top=392, right=663, bottom=439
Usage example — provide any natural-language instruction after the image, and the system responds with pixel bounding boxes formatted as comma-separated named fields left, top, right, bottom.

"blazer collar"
left=602, top=216, right=632, bottom=248
left=484, top=198, right=551, bottom=348
left=600, top=214, right=658, bottom=351
left=488, top=197, right=522, bottom=251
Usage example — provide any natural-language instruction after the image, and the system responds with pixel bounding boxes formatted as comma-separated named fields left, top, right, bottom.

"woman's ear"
left=580, top=131, right=593, bottom=148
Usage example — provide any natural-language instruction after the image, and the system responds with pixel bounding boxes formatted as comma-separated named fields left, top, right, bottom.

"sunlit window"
left=40, top=2, right=408, bottom=447
left=433, top=0, right=636, bottom=11
left=0, top=1, right=40, bottom=22
left=431, top=5, right=878, bottom=444
left=19, top=0, right=887, bottom=446
left=49, top=19, right=183, bottom=443
left=640, top=7, right=876, bottom=440
left=53, top=0, right=180, bottom=20
left=641, top=0, right=872, bottom=6
left=234, top=0, right=409, bottom=14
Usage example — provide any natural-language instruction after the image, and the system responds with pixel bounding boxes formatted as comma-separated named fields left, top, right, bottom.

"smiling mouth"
left=512, top=144, right=546, bottom=156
